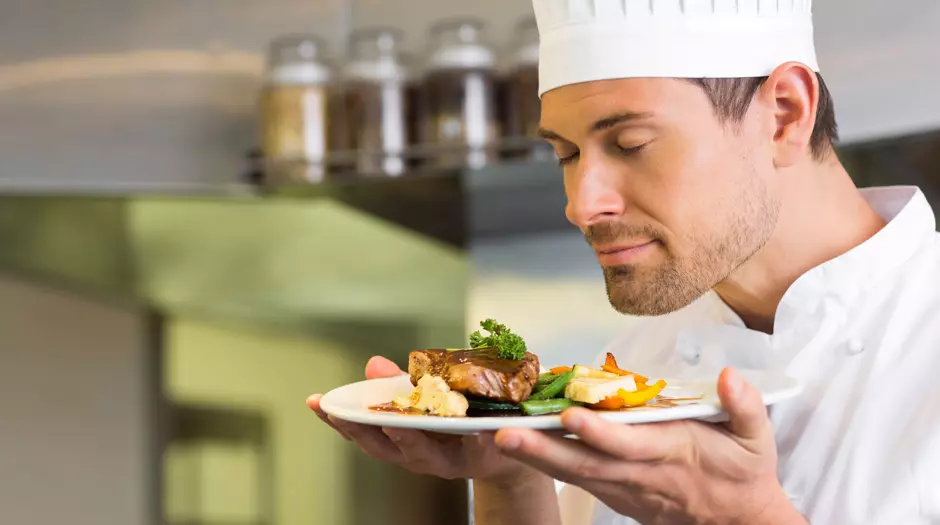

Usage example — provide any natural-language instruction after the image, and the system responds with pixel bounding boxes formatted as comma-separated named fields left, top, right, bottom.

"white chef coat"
left=558, top=186, right=940, bottom=525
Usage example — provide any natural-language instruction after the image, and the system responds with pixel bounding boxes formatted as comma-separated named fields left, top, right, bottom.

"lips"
left=594, top=241, right=658, bottom=266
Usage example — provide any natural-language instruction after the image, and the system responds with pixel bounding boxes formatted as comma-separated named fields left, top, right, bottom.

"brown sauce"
left=368, top=402, right=424, bottom=415
left=626, top=395, right=704, bottom=411
left=659, top=396, right=706, bottom=403
left=589, top=395, right=706, bottom=412
left=424, top=348, right=528, bottom=375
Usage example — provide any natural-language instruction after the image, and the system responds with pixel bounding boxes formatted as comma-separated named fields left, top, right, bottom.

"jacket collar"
left=773, top=186, right=935, bottom=332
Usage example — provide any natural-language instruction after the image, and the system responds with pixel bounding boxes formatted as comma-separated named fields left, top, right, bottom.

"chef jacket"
left=557, top=186, right=940, bottom=525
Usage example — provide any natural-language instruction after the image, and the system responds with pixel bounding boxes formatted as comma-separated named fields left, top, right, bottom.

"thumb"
left=365, top=356, right=406, bottom=380
left=717, top=367, right=772, bottom=443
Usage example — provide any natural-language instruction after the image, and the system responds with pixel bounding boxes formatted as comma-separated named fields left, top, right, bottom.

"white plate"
left=319, top=371, right=803, bottom=435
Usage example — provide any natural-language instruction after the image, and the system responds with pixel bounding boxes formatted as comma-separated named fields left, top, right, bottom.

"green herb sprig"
left=469, top=318, right=528, bottom=360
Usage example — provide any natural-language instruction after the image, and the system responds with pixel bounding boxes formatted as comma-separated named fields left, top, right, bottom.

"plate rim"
left=319, top=372, right=803, bottom=433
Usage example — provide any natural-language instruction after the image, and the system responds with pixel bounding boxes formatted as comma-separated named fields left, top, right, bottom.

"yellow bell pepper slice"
left=618, top=379, right=667, bottom=407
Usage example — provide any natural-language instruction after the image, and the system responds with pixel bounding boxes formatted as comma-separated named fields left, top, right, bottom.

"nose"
left=564, top=157, right=627, bottom=229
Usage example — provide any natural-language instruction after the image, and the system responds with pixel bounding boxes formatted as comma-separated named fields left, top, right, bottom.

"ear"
left=758, top=62, right=819, bottom=168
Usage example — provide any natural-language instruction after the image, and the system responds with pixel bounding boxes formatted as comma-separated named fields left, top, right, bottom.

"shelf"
left=261, top=159, right=573, bottom=245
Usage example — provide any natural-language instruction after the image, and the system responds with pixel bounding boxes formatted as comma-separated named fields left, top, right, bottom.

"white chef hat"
left=534, top=0, right=820, bottom=97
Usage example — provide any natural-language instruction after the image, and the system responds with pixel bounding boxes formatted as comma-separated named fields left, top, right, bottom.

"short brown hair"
left=689, top=73, right=838, bottom=160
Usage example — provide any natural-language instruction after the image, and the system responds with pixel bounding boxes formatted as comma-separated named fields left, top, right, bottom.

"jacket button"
left=680, top=347, right=700, bottom=365
left=847, top=339, right=864, bottom=355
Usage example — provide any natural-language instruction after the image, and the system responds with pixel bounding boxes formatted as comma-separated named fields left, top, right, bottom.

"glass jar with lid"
left=343, top=28, right=413, bottom=177
left=259, top=34, right=345, bottom=183
left=418, top=18, right=500, bottom=170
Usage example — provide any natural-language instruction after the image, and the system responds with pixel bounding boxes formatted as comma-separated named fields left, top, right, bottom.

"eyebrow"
left=537, top=111, right=652, bottom=143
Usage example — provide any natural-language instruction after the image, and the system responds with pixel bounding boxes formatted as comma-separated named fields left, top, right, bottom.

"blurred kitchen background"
left=0, top=1, right=937, bottom=524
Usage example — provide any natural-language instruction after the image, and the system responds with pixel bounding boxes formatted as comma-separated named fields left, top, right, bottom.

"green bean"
left=528, top=371, right=574, bottom=400
left=536, top=372, right=557, bottom=386
left=520, top=398, right=581, bottom=416
left=532, top=373, right=557, bottom=394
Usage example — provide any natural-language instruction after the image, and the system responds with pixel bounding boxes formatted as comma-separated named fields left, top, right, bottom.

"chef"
left=308, top=0, right=940, bottom=523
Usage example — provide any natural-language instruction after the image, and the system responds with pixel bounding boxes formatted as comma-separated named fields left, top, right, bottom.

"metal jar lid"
left=344, top=27, right=412, bottom=83
left=265, top=34, right=335, bottom=86
left=426, top=18, right=496, bottom=71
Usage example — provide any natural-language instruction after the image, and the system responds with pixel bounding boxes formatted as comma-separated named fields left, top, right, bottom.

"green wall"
left=164, top=319, right=361, bottom=525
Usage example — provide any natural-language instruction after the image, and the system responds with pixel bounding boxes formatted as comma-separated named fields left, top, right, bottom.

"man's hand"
left=306, top=356, right=523, bottom=481
left=493, top=367, right=806, bottom=525
left=308, top=356, right=563, bottom=525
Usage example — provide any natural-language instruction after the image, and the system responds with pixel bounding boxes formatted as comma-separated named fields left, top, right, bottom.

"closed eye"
left=556, top=143, right=647, bottom=166
left=616, top=144, right=647, bottom=157
left=557, top=152, right=580, bottom=166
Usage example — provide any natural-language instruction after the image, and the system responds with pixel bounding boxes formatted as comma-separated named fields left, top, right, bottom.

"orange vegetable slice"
left=602, top=353, right=649, bottom=383
left=589, top=396, right=626, bottom=410
left=550, top=366, right=572, bottom=375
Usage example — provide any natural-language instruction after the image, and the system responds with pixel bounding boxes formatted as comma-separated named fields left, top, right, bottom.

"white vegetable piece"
left=565, top=376, right=638, bottom=404
left=571, top=364, right=620, bottom=380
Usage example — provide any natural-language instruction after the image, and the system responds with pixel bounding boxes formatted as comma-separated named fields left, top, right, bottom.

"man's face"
left=540, top=78, right=780, bottom=316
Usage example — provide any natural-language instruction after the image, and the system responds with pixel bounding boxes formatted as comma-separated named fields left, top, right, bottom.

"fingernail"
left=727, top=368, right=744, bottom=396
left=565, top=413, right=585, bottom=432
left=496, top=433, right=521, bottom=451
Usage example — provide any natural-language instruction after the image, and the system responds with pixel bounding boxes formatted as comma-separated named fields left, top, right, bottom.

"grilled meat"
left=408, top=348, right=540, bottom=404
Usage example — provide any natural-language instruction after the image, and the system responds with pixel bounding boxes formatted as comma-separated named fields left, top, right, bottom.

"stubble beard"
left=596, top=178, right=779, bottom=317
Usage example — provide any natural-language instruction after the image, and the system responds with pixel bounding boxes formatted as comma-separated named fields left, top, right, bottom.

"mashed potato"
left=393, top=374, right=469, bottom=417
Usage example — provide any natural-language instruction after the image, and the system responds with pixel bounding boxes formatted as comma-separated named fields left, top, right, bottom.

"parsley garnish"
left=469, top=318, right=528, bottom=360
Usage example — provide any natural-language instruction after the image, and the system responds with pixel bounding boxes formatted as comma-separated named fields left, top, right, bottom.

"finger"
left=305, top=394, right=351, bottom=441
left=365, top=356, right=406, bottom=380
left=329, top=416, right=404, bottom=463
left=560, top=407, right=686, bottom=462
left=717, top=367, right=772, bottom=443
left=494, top=428, right=623, bottom=483
left=425, top=431, right=466, bottom=446
left=382, top=428, right=457, bottom=474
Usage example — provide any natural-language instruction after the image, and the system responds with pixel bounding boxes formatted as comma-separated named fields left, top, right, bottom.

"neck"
left=714, top=153, right=887, bottom=334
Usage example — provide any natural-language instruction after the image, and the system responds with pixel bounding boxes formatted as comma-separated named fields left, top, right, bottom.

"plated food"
left=370, top=319, right=677, bottom=418
left=319, top=335, right=802, bottom=433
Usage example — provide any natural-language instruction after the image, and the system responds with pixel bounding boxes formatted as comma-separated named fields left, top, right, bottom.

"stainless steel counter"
left=0, top=189, right=468, bottom=328
left=0, top=161, right=575, bottom=327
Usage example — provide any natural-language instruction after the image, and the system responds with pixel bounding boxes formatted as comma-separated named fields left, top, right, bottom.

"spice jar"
left=418, top=18, right=500, bottom=170
left=259, top=34, right=345, bottom=183
left=343, top=28, right=412, bottom=177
